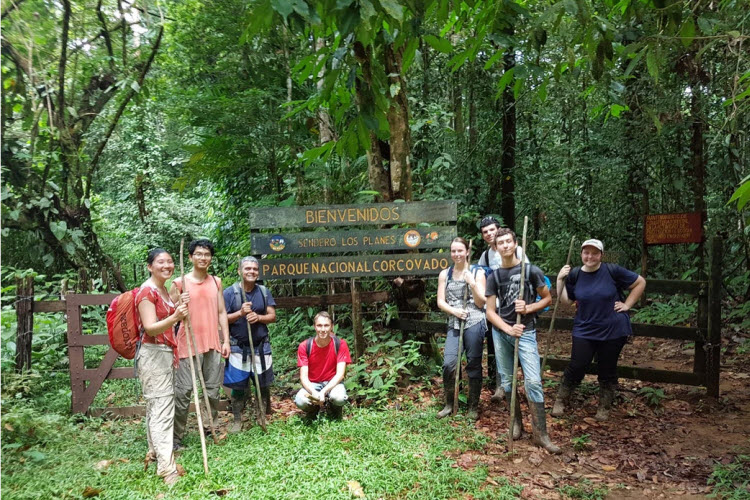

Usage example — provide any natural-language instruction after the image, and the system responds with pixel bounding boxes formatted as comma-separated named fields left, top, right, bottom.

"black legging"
left=443, top=322, right=485, bottom=380
left=563, top=336, right=628, bottom=387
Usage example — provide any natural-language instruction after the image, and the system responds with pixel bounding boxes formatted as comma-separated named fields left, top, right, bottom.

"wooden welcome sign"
left=250, top=201, right=457, bottom=280
left=252, top=227, right=456, bottom=255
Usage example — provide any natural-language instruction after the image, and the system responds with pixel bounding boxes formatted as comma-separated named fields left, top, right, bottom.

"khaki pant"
left=137, top=343, right=176, bottom=478
left=173, top=349, right=222, bottom=442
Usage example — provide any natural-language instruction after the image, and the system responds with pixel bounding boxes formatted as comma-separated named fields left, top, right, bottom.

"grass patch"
left=557, top=478, right=609, bottom=499
left=2, top=406, right=523, bottom=499
left=707, top=455, right=750, bottom=500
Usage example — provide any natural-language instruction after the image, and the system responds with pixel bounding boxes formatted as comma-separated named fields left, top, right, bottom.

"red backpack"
left=106, top=288, right=143, bottom=359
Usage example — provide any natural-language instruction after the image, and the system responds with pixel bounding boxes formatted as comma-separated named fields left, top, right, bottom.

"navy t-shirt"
left=565, top=264, right=639, bottom=340
left=485, top=264, right=547, bottom=331
left=223, top=283, right=276, bottom=346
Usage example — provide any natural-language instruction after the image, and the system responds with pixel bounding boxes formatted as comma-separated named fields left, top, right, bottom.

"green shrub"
left=707, top=455, right=750, bottom=500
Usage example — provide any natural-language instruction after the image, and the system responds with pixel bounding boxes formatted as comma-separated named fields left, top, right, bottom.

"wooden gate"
left=23, top=291, right=389, bottom=416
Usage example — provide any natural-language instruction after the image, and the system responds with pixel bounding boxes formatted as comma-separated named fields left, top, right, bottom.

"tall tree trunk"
left=420, top=37, right=429, bottom=104
left=316, top=36, right=335, bottom=145
left=468, top=62, right=477, bottom=149
left=690, top=86, right=706, bottom=277
left=500, top=46, right=516, bottom=231
left=353, top=41, right=391, bottom=201
left=354, top=39, right=429, bottom=353
left=384, top=43, right=412, bottom=201
left=452, top=69, right=463, bottom=144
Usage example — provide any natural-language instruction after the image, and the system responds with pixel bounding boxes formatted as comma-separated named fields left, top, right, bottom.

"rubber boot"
left=595, top=384, right=615, bottom=421
left=164, top=470, right=181, bottom=486
left=301, top=407, right=319, bottom=423
left=437, top=371, right=455, bottom=419
left=229, top=393, right=246, bottom=434
left=260, top=386, right=273, bottom=416
left=529, top=401, right=561, bottom=454
left=329, top=403, right=344, bottom=420
left=466, top=378, right=482, bottom=421
left=510, top=392, right=523, bottom=439
left=551, top=382, right=573, bottom=417
left=490, top=374, right=505, bottom=404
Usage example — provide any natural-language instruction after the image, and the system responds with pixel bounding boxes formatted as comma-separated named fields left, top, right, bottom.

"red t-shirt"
left=297, top=337, right=351, bottom=383
left=135, top=284, right=178, bottom=365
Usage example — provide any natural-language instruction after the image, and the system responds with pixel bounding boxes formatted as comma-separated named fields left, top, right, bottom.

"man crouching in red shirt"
left=294, top=311, right=352, bottom=419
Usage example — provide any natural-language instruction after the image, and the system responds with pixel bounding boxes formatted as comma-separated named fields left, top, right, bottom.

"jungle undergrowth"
left=1, top=405, right=523, bottom=499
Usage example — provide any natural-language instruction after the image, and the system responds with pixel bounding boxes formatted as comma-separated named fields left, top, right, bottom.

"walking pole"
left=178, top=240, right=210, bottom=474
left=452, top=241, right=472, bottom=416
left=508, top=217, right=528, bottom=454
left=541, top=236, right=575, bottom=378
left=180, top=240, right=219, bottom=445
left=237, top=256, right=267, bottom=432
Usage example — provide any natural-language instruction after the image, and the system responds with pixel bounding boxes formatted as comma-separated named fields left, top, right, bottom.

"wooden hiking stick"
left=452, top=240, right=472, bottom=416
left=237, top=256, right=267, bottom=432
left=178, top=240, right=210, bottom=474
left=541, top=236, right=575, bottom=378
left=508, top=217, right=529, bottom=454
left=180, top=240, right=219, bottom=445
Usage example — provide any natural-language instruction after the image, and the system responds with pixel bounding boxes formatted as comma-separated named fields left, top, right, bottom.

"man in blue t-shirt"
left=485, top=228, right=560, bottom=454
left=224, top=256, right=277, bottom=432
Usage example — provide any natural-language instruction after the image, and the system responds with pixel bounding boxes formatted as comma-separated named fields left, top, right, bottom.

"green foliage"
left=571, top=433, right=591, bottom=452
left=633, top=296, right=697, bottom=326
left=558, top=479, right=609, bottom=500
left=1, top=405, right=71, bottom=452
left=707, top=455, right=750, bottom=500
left=1, top=405, right=524, bottom=499
left=348, top=337, right=429, bottom=404
left=638, top=387, right=667, bottom=410
left=2, top=0, right=166, bottom=274
left=1, top=304, right=68, bottom=373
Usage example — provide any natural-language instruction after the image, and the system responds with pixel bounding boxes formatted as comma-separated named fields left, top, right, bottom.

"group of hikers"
left=133, top=215, right=646, bottom=485
left=134, top=239, right=352, bottom=485
left=435, top=217, right=645, bottom=456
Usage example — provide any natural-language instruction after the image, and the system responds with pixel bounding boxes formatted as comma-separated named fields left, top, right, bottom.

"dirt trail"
left=249, top=330, right=749, bottom=499
left=450, top=333, right=750, bottom=499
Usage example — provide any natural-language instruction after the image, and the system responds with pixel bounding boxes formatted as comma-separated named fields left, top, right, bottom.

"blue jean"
left=492, top=327, right=545, bottom=403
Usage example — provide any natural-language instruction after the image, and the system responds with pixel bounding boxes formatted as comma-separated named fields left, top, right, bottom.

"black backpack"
left=567, top=263, right=626, bottom=302
left=305, top=336, right=341, bottom=357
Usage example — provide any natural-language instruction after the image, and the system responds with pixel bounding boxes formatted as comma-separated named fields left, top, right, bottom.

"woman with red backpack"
left=135, top=248, right=189, bottom=486
left=552, top=239, right=646, bottom=421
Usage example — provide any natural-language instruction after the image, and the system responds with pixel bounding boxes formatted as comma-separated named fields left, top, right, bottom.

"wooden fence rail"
left=17, top=288, right=389, bottom=416
left=12, top=236, right=722, bottom=415
left=389, top=236, right=723, bottom=397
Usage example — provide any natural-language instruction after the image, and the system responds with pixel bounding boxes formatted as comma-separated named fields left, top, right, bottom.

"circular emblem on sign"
left=425, top=231, right=439, bottom=242
left=269, top=235, right=286, bottom=252
left=403, top=230, right=422, bottom=248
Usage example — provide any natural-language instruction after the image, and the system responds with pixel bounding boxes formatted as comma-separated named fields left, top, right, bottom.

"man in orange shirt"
left=169, top=239, right=230, bottom=449
left=294, top=311, right=351, bottom=420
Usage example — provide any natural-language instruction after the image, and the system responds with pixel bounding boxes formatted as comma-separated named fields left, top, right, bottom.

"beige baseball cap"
left=581, top=239, right=604, bottom=252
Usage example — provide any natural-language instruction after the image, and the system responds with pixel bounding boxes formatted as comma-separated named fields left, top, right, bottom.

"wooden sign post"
left=250, top=201, right=458, bottom=359
left=642, top=212, right=704, bottom=295
left=644, top=212, right=703, bottom=245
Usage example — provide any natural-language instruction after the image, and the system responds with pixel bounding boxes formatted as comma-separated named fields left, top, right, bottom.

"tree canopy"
left=2, top=0, right=748, bottom=294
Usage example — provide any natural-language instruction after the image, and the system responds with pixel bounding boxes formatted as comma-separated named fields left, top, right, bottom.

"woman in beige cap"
left=552, top=239, right=646, bottom=421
